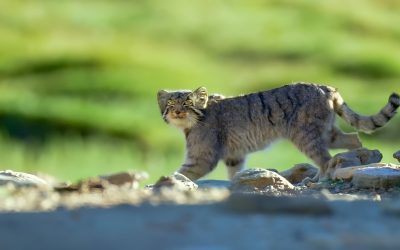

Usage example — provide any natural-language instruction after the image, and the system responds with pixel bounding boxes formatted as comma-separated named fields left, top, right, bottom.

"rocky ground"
left=1, top=148, right=400, bottom=249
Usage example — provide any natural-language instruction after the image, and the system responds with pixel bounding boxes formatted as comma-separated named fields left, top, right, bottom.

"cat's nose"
left=175, top=111, right=181, bottom=115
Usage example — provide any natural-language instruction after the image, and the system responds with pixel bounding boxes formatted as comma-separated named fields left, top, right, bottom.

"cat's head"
left=157, top=87, right=208, bottom=129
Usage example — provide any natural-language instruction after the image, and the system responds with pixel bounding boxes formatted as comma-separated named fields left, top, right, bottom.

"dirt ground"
left=2, top=179, right=400, bottom=250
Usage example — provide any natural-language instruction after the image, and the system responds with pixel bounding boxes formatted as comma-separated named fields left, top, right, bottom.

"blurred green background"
left=0, top=0, right=399, bottom=184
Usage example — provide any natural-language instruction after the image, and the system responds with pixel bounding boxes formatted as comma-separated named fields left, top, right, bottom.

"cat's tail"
left=331, top=90, right=400, bottom=134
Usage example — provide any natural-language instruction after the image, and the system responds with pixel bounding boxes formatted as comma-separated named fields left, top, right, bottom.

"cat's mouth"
left=166, top=112, right=198, bottom=129
left=170, top=113, right=188, bottom=119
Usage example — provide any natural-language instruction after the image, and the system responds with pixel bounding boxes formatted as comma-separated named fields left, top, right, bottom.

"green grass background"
left=0, top=0, right=399, bottom=184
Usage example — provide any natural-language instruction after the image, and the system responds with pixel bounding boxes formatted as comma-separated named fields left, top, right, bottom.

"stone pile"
left=1, top=147, right=400, bottom=212
left=328, top=148, right=400, bottom=189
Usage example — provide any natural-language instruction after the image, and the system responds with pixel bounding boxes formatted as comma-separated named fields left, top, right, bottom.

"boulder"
left=0, top=170, right=49, bottom=188
left=280, top=163, right=318, bottom=184
left=231, top=168, right=294, bottom=192
left=152, top=173, right=198, bottom=191
left=327, top=148, right=382, bottom=177
left=394, top=150, right=400, bottom=163
left=351, top=164, right=400, bottom=189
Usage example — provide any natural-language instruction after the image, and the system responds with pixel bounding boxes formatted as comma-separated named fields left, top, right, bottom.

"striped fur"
left=332, top=91, right=400, bottom=133
left=157, top=83, right=399, bottom=181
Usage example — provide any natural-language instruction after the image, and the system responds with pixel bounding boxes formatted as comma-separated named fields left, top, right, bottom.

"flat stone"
left=333, top=166, right=363, bottom=180
left=352, top=164, right=400, bottom=189
left=280, top=163, right=318, bottom=184
left=0, top=170, right=48, bottom=187
left=231, top=168, right=294, bottom=192
left=333, top=163, right=389, bottom=180
left=327, top=148, right=382, bottom=177
left=394, top=150, right=400, bottom=163
left=152, top=173, right=198, bottom=191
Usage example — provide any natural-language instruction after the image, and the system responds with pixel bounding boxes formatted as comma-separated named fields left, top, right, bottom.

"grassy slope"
left=0, top=0, right=399, bottom=183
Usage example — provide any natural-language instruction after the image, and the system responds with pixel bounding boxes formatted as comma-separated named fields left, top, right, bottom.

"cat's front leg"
left=177, top=128, right=221, bottom=181
left=177, top=155, right=219, bottom=181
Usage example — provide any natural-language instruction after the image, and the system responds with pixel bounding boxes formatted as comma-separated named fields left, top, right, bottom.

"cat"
left=157, top=83, right=400, bottom=181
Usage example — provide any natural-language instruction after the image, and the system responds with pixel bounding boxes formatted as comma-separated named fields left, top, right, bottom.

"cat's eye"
left=167, top=100, right=175, bottom=106
left=184, top=100, right=193, bottom=106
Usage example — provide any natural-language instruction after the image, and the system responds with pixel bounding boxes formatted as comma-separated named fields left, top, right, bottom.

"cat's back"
left=210, top=83, right=331, bottom=113
left=198, top=83, right=335, bottom=152
left=202, top=83, right=334, bottom=132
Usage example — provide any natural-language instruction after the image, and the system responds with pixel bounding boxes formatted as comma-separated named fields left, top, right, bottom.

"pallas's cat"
left=157, top=83, right=399, bottom=180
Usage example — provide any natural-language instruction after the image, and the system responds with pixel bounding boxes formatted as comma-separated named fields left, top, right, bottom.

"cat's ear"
left=193, top=87, right=208, bottom=108
left=157, top=90, right=170, bottom=114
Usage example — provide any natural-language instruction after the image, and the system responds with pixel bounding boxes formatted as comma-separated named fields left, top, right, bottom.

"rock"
left=327, top=148, right=382, bottom=177
left=152, top=173, right=198, bottom=191
left=0, top=170, right=49, bottom=188
left=231, top=168, right=294, bottom=192
left=394, top=150, right=400, bottom=163
left=351, top=164, right=400, bottom=189
left=333, top=163, right=390, bottom=180
left=333, top=165, right=368, bottom=180
left=280, top=163, right=318, bottom=184
left=55, top=178, right=108, bottom=192
left=55, top=171, right=148, bottom=192
left=100, top=171, right=148, bottom=189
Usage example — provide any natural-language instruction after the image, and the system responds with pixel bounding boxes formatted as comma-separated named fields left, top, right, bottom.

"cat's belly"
left=224, top=136, right=272, bottom=158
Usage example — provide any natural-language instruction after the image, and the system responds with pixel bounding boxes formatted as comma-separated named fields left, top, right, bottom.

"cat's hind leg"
left=326, top=126, right=362, bottom=150
left=291, top=127, right=332, bottom=180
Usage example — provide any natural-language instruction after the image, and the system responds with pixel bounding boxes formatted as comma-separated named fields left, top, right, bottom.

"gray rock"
left=333, top=165, right=367, bottom=180
left=394, top=150, right=400, bottom=163
left=333, top=163, right=389, bottom=180
left=280, top=163, right=318, bottom=184
left=152, top=173, right=198, bottom=191
left=352, top=164, right=400, bottom=189
left=0, top=170, right=48, bottom=187
left=231, top=168, right=294, bottom=192
left=327, top=148, right=382, bottom=177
